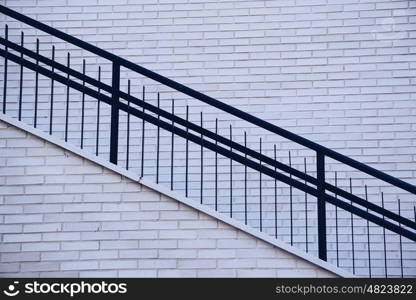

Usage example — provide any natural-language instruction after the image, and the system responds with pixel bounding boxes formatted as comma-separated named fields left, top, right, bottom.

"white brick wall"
left=1, top=0, right=415, bottom=277
left=0, top=119, right=336, bottom=277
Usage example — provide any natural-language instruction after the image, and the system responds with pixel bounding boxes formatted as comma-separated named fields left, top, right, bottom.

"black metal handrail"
left=2, top=46, right=416, bottom=244
left=1, top=5, right=415, bottom=276
left=2, top=36, right=414, bottom=233
left=1, top=4, right=414, bottom=195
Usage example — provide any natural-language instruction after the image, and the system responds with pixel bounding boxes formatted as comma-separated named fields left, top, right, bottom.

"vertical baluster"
left=316, top=152, right=327, bottom=261
left=349, top=178, right=355, bottom=274
left=414, top=206, right=416, bottom=222
left=49, top=45, right=55, bottom=135
left=184, top=105, right=189, bottom=194
left=365, top=185, right=371, bottom=277
left=259, top=138, right=263, bottom=232
left=18, top=32, right=24, bottom=121
left=215, top=118, right=218, bottom=211
left=244, top=132, right=248, bottom=225
left=170, top=98, right=174, bottom=190
left=381, top=192, right=388, bottom=278
left=2, top=24, right=8, bottom=114
left=229, top=124, right=233, bottom=218
left=304, top=157, right=308, bottom=252
left=80, top=59, right=85, bottom=147
left=141, top=86, right=146, bottom=177
left=156, top=93, right=161, bottom=184
left=64, top=52, right=70, bottom=142
left=109, top=62, right=120, bottom=165
left=398, top=198, right=403, bottom=278
left=95, top=66, right=101, bottom=156
left=34, top=38, right=39, bottom=128
left=289, top=151, right=293, bottom=246
left=274, top=144, right=277, bottom=238
left=200, top=111, right=203, bottom=204
left=126, top=80, right=131, bottom=170
left=335, top=172, right=339, bottom=267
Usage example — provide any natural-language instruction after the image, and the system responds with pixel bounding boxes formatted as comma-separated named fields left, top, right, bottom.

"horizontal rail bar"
left=0, top=37, right=110, bottom=92
left=2, top=46, right=415, bottom=231
left=0, top=37, right=316, bottom=184
left=2, top=47, right=416, bottom=242
left=325, top=182, right=416, bottom=230
left=1, top=4, right=415, bottom=195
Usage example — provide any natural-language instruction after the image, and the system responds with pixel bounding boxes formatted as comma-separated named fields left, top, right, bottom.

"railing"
left=1, top=5, right=415, bottom=277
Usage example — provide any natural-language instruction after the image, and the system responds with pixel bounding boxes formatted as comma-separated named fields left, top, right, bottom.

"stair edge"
left=0, top=113, right=353, bottom=278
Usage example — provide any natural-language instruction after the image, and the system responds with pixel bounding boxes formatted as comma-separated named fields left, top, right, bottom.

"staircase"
left=1, top=5, right=415, bottom=277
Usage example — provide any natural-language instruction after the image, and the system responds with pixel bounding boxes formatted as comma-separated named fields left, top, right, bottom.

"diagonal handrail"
left=2, top=46, right=416, bottom=236
left=1, top=4, right=415, bottom=196
left=2, top=5, right=416, bottom=270
left=2, top=35, right=416, bottom=232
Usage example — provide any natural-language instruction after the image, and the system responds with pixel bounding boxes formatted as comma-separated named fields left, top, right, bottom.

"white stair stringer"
left=0, top=113, right=353, bottom=277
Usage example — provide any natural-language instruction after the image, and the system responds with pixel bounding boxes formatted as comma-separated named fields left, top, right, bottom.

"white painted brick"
left=5, top=214, right=42, bottom=224
left=217, top=239, right=257, bottom=249
left=80, top=250, right=118, bottom=260
left=99, top=260, right=137, bottom=269
left=0, top=244, right=21, bottom=253
left=178, top=240, right=216, bottom=249
left=236, top=269, right=276, bottom=277
left=177, top=259, right=216, bottom=269
left=82, top=212, right=120, bottom=221
left=140, top=240, right=177, bottom=249
left=1, top=252, right=40, bottom=262
left=21, top=242, right=60, bottom=252
left=197, top=269, right=236, bottom=277
left=100, top=240, right=138, bottom=249
left=23, top=204, right=61, bottom=213
left=119, top=231, right=157, bottom=240
left=61, top=241, right=99, bottom=251
left=43, top=232, right=80, bottom=241
left=6, top=176, right=44, bottom=185
left=62, top=222, right=100, bottom=232
left=119, top=249, right=157, bottom=259
left=3, top=0, right=413, bottom=278
left=25, top=166, right=64, bottom=175
left=24, top=223, right=61, bottom=232
left=0, top=205, right=23, bottom=214
left=139, top=259, right=177, bottom=269
left=102, top=203, right=139, bottom=211
left=198, top=249, right=236, bottom=259
left=20, top=262, right=60, bottom=272
left=3, top=233, right=41, bottom=243
left=118, top=270, right=157, bottom=277
left=63, top=203, right=101, bottom=212
left=217, top=259, right=256, bottom=269
left=159, top=230, right=197, bottom=239
left=0, top=225, right=23, bottom=233
left=0, top=263, right=20, bottom=273
left=61, top=261, right=98, bottom=271
left=81, top=231, right=119, bottom=240
left=41, top=251, right=79, bottom=261
left=79, top=270, right=118, bottom=277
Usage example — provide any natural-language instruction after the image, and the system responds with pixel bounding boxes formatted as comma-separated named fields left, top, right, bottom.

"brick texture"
left=0, top=0, right=415, bottom=278
left=0, top=120, right=335, bottom=277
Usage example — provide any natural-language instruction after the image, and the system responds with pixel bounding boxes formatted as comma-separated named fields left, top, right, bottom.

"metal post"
left=317, top=152, right=327, bottom=261
left=110, top=62, right=120, bottom=164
